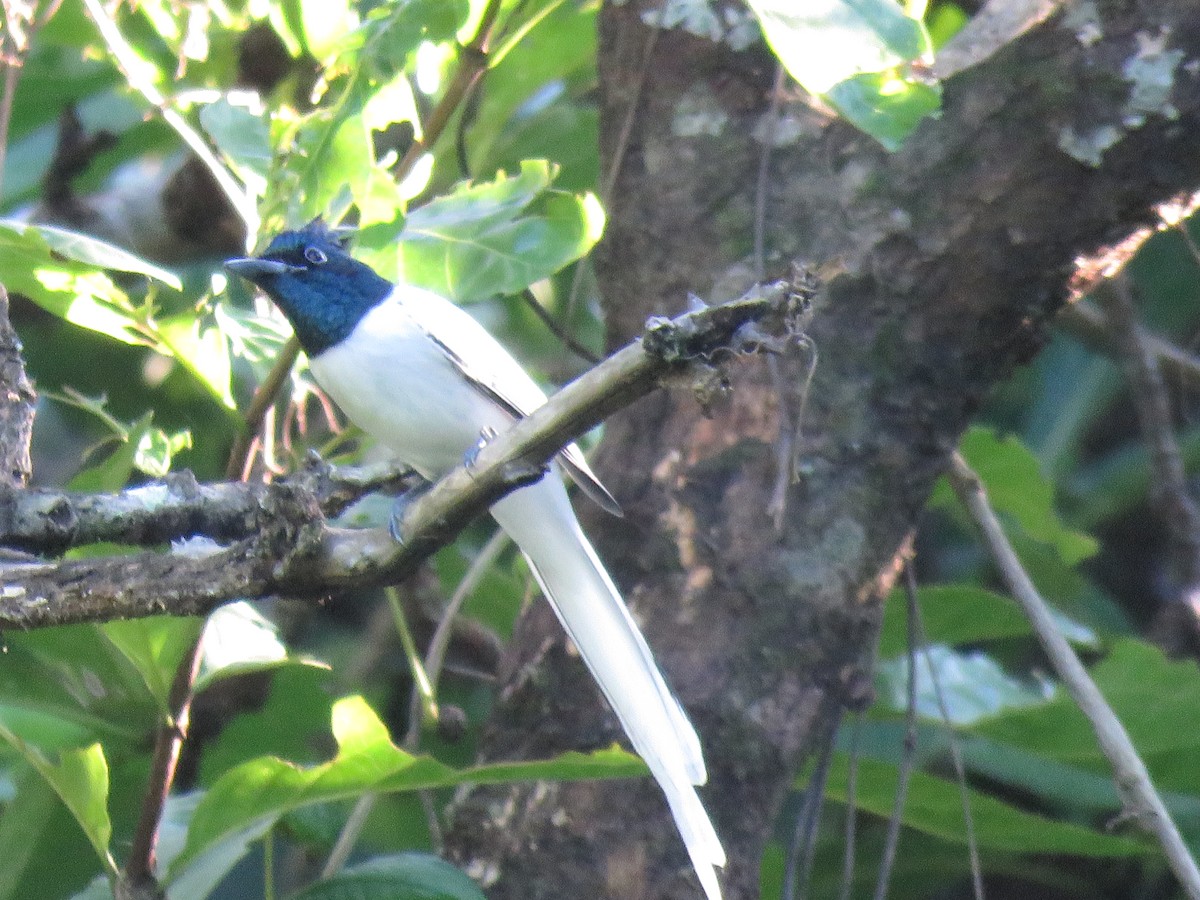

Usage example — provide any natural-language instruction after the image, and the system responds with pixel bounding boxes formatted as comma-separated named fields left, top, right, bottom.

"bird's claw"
left=387, top=478, right=433, bottom=544
left=463, top=426, right=498, bottom=470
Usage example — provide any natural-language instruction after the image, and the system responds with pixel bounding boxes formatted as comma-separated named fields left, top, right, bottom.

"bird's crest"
left=262, top=217, right=355, bottom=259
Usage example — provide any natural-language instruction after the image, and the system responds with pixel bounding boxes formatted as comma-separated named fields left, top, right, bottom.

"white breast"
left=309, top=289, right=515, bottom=479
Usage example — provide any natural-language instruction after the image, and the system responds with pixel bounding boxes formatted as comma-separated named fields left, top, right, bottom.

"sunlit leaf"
left=195, top=602, right=328, bottom=694
left=826, top=72, right=941, bottom=150
left=297, top=0, right=357, bottom=60
left=133, top=426, right=192, bottom=477
left=1, top=220, right=182, bottom=289
left=199, top=97, right=272, bottom=194
left=156, top=312, right=235, bottom=408
left=744, top=1, right=939, bottom=147
left=391, top=160, right=604, bottom=301
left=171, top=696, right=644, bottom=881
left=745, top=0, right=929, bottom=94
left=0, top=728, right=116, bottom=875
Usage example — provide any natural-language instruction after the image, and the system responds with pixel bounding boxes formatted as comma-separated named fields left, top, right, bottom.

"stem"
left=123, top=632, right=206, bottom=893
left=387, top=586, right=438, bottom=727
left=949, top=451, right=1200, bottom=900
left=225, top=337, right=300, bottom=479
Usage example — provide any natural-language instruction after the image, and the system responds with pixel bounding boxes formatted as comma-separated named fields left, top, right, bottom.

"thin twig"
left=322, top=793, right=375, bottom=879
left=873, top=566, right=920, bottom=900
left=0, top=62, right=18, bottom=201
left=518, top=288, right=600, bottom=364
left=123, top=633, right=205, bottom=895
left=782, top=711, right=840, bottom=900
left=948, top=451, right=1200, bottom=900
left=394, top=0, right=503, bottom=178
left=760, top=147, right=796, bottom=530
left=837, top=713, right=863, bottom=900
left=904, top=563, right=985, bottom=900
left=406, top=528, right=509, bottom=747
left=325, top=529, right=510, bottom=876
left=1098, top=277, right=1200, bottom=588
left=1059, top=300, right=1200, bottom=398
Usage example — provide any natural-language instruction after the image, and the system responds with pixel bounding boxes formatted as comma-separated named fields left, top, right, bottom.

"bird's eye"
left=304, top=247, right=328, bottom=265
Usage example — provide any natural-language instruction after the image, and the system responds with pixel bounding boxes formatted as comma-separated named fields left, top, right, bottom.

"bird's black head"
left=226, top=219, right=392, bottom=356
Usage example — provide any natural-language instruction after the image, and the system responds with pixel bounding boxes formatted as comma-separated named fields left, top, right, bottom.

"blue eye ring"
left=304, top=247, right=328, bottom=265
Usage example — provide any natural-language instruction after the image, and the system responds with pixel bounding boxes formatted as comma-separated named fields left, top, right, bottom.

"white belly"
left=309, top=297, right=512, bottom=479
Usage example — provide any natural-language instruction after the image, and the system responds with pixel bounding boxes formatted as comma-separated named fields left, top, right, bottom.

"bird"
left=226, top=220, right=725, bottom=899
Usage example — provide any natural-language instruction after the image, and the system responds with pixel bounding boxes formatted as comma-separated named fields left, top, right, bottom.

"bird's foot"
left=463, top=426, right=498, bottom=470
left=387, top=477, right=433, bottom=544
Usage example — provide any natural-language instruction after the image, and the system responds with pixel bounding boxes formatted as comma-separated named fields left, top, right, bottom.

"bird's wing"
left=403, top=287, right=623, bottom=516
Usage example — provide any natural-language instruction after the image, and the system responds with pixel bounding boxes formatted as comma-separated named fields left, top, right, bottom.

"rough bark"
left=445, top=2, right=1200, bottom=898
left=0, top=284, right=35, bottom=489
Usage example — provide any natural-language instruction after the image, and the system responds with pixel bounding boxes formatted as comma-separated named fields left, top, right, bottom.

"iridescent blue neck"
left=266, top=265, right=393, bottom=356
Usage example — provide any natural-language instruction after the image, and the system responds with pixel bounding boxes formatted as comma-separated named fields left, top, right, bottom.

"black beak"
left=224, top=257, right=299, bottom=284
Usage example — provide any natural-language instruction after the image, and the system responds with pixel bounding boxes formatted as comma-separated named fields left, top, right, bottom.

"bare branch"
left=0, top=460, right=414, bottom=553
left=949, top=452, right=1200, bottom=900
left=0, top=279, right=807, bottom=629
left=1059, top=299, right=1200, bottom=397
left=1099, top=277, right=1200, bottom=590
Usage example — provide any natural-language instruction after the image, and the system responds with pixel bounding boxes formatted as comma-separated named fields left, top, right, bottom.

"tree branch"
left=0, top=279, right=806, bottom=629
left=0, top=460, right=414, bottom=553
left=948, top=452, right=1200, bottom=900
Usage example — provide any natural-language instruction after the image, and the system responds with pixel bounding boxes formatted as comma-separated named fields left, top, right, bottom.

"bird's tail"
left=490, top=477, right=726, bottom=900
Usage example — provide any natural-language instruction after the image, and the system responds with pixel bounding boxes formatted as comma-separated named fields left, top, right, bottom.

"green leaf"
left=877, top=584, right=1098, bottom=657
left=133, top=426, right=193, bottom=478
left=354, top=0, right=468, bottom=83
left=1, top=220, right=182, bottom=290
left=197, top=666, right=336, bottom=784
left=0, top=226, right=146, bottom=347
left=0, top=728, right=116, bottom=875
left=172, top=695, right=644, bottom=880
left=821, top=753, right=1147, bottom=857
left=876, top=644, right=1054, bottom=726
left=159, top=790, right=273, bottom=900
left=745, top=0, right=930, bottom=94
left=973, top=639, right=1200, bottom=766
left=101, top=617, right=203, bottom=710
left=298, top=0, right=357, bottom=60
left=825, top=72, right=941, bottom=150
left=293, top=853, right=485, bottom=900
left=156, top=312, right=235, bottom=408
left=392, top=161, right=605, bottom=301
left=195, top=602, right=328, bottom=693
left=67, top=411, right=153, bottom=492
left=933, top=426, right=1099, bottom=566
left=0, top=770, right=61, bottom=900
left=199, top=97, right=272, bottom=194
left=0, top=624, right=162, bottom=751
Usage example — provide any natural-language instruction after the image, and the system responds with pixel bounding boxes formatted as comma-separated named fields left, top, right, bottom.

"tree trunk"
left=446, top=1, right=1200, bottom=897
